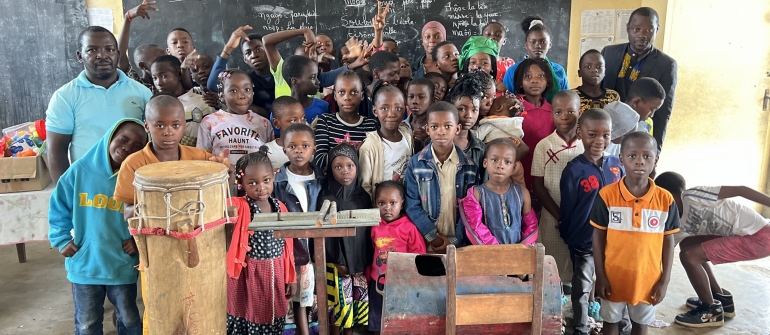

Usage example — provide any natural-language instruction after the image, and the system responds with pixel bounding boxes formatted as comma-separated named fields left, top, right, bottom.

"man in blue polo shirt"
left=46, top=26, right=152, bottom=184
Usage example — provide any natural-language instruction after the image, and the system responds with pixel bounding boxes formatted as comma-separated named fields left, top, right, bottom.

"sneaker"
left=685, top=290, right=735, bottom=317
left=588, top=301, right=603, bottom=323
left=675, top=301, right=724, bottom=328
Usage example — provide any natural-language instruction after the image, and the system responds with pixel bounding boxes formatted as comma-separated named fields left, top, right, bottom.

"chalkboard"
left=0, top=0, right=88, bottom=129
left=124, top=0, right=570, bottom=77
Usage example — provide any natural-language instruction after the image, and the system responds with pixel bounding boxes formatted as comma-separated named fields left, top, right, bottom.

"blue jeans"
left=72, top=283, right=142, bottom=335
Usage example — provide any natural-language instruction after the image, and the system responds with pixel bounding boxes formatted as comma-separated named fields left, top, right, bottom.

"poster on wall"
left=580, top=36, right=614, bottom=55
left=581, top=9, right=615, bottom=35
left=87, top=8, right=114, bottom=33
left=615, top=9, right=635, bottom=44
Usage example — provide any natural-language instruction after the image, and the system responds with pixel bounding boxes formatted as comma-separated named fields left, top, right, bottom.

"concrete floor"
left=1, top=242, right=769, bottom=335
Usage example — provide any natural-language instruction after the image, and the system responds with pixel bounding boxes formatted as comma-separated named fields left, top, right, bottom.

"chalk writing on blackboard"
left=254, top=5, right=318, bottom=33
left=441, top=1, right=499, bottom=37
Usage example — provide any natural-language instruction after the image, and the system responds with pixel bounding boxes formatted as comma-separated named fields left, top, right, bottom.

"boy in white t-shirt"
left=264, top=96, right=307, bottom=171
left=272, top=123, right=324, bottom=335
left=656, top=172, right=770, bottom=328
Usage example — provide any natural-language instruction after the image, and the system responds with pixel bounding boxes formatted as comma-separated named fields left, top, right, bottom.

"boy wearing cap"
left=603, top=101, right=640, bottom=157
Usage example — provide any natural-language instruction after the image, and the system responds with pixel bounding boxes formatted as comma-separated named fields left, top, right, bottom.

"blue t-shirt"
left=270, top=98, right=329, bottom=137
left=45, top=70, right=152, bottom=162
left=502, top=57, right=569, bottom=97
left=305, top=98, right=329, bottom=124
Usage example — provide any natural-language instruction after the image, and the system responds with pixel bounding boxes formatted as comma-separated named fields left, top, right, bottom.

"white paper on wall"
left=581, top=9, right=615, bottom=35
left=87, top=8, right=114, bottom=33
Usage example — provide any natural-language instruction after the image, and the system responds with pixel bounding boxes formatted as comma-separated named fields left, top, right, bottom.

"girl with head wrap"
left=459, top=36, right=499, bottom=80
left=411, top=21, right=446, bottom=79
left=319, top=143, right=373, bottom=334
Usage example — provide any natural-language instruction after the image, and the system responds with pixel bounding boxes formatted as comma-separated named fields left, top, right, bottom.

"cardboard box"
left=0, top=156, right=51, bottom=193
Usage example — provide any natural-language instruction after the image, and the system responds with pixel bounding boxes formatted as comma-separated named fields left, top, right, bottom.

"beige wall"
left=655, top=0, right=770, bottom=195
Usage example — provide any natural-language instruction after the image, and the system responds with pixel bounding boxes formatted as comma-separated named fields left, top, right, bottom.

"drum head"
left=135, top=161, right=228, bottom=188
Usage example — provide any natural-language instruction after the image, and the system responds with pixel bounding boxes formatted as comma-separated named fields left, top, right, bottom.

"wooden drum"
left=132, top=161, right=229, bottom=335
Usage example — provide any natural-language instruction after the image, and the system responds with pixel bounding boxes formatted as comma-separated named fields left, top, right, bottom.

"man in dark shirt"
left=602, top=7, right=677, bottom=152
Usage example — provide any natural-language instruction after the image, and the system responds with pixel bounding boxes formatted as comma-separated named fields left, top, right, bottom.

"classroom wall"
left=86, top=0, right=124, bottom=35
left=566, top=0, right=672, bottom=86
left=654, top=0, right=770, bottom=204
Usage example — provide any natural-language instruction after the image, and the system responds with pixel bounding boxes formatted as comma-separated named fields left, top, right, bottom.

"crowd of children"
left=46, top=3, right=770, bottom=335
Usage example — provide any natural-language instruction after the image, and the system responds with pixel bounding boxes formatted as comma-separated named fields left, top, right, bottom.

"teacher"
left=602, top=7, right=677, bottom=152
left=46, top=26, right=152, bottom=184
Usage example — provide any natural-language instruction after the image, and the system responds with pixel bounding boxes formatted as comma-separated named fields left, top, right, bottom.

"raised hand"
left=302, top=28, right=316, bottom=53
left=225, top=25, right=252, bottom=51
left=345, top=37, right=363, bottom=59
left=127, top=0, right=158, bottom=21
left=348, top=41, right=374, bottom=70
left=372, top=1, right=390, bottom=31
left=180, top=48, right=199, bottom=69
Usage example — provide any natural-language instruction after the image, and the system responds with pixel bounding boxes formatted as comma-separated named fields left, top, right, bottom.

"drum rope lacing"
left=129, top=174, right=233, bottom=239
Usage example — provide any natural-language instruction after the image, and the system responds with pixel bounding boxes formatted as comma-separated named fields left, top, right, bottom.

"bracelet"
left=222, top=51, right=231, bottom=57
left=125, top=12, right=133, bottom=23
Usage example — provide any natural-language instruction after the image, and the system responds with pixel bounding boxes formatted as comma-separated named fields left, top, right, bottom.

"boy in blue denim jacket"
left=271, top=122, right=325, bottom=335
left=405, top=102, right=478, bottom=252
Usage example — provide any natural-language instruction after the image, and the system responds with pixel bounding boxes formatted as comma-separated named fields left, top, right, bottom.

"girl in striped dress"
left=313, top=70, right=378, bottom=170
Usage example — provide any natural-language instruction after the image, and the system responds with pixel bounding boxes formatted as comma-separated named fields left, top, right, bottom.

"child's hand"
left=595, top=274, right=612, bottom=300
left=302, top=28, right=316, bottom=52
left=413, top=127, right=428, bottom=144
left=285, top=283, right=297, bottom=299
left=61, top=240, right=79, bottom=257
left=180, top=49, right=199, bottom=70
left=225, top=25, right=252, bottom=52
left=650, top=279, right=668, bottom=305
left=202, top=91, right=219, bottom=108
left=430, top=234, right=450, bottom=253
left=495, top=80, right=506, bottom=93
left=126, top=0, right=158, bottom=21
left=372, top=1, right=390, bottom=31
left=348, top=41, right=374, bottom=70
left=315, top=51, right=335, bottom=65
left=335, top=264, right=350, bottom=277
left=122, top=238, right=139, bottom=255
left=209, top=150, right=230, bottom=165
left=345, top=38, right=363, bottom=59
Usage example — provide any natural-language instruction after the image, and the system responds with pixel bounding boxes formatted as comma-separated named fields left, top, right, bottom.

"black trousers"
left=570, top=247, right=594, bottom=335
